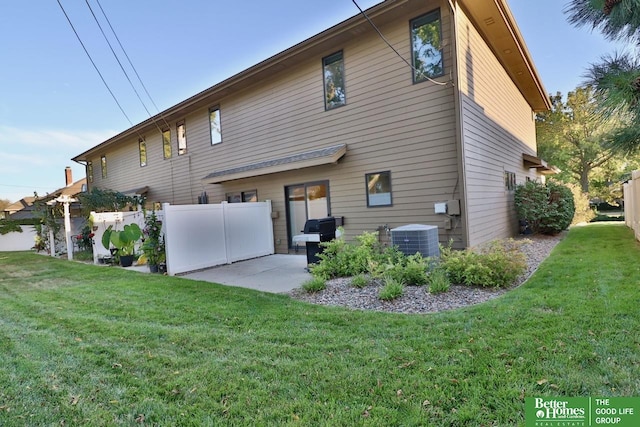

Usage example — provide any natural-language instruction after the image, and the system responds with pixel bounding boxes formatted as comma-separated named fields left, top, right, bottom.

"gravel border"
left=286, top=233, right=565, bottom=314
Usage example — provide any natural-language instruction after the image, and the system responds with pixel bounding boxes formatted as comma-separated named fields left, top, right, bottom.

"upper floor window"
left=177, top=121, right=187, bottom=155
left=162, top=128, right=172, bottom=159
left=209, top=107, right=222, bottom=145
left=323, top=51, right=346, bottom=110
left=101, top=155, right=107, bottom=179
left=139, top=137, right=147, bottom=167
left=87, top=161, right=94, bottom=183
left=411, top=10, right=444, bottom=83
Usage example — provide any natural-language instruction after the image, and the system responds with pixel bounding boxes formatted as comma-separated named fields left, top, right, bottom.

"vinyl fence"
left=163, top=201, right=274, bottom=275
left=623, top=170, right=640, bottom=240
left=91, top=201, right=274, bottom=276
left=0, top=225, right=38, bottom=252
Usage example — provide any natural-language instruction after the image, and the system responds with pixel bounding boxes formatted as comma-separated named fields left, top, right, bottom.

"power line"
left=55, top=0, right=137, bottom=128
left=84, top=0, right=168, bottom=135
left=94, top=0, right=172, bottom=131
left=351, top=0, right=449, bottom=86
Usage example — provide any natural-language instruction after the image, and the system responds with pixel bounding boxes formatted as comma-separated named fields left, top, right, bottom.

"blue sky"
left=0, top=0, right=630, bottom=203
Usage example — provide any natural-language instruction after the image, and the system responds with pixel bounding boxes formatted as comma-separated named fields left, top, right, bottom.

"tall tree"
left=565, top=0, right=640, bottom=153
left=536, top=86, right=618, bottom=192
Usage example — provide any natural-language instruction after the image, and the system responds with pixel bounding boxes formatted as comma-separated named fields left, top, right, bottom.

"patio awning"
left=202, top=143, right=347, bottom=184
left=522, top=153, right=559, bottom=175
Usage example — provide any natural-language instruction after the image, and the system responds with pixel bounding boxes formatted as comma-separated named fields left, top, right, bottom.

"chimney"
left=65, top=166, right=72, bottom=187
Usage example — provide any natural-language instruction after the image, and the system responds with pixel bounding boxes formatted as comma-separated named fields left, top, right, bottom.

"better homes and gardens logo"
left=526, top=397, right=639, bottom=427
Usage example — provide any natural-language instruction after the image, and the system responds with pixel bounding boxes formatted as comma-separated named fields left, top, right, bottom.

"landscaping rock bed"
left=287, top=233, right=565, bottom=314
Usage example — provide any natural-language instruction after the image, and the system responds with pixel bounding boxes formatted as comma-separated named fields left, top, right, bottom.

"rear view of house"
left=72, top=0, right=553, bottom=252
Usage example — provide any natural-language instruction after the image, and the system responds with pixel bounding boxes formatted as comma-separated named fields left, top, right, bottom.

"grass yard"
left=0, top=223, right=639, bottom=426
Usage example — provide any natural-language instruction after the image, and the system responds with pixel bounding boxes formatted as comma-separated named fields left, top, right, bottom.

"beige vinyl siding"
left=89, top=0, right=463, bottom=253
left=456, top=5, right=538, bottom=247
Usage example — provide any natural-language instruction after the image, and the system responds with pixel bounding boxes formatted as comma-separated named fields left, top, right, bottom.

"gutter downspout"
left=447, top=0, right=470, bottom=249
left=73, top=159, right=90, bottom=193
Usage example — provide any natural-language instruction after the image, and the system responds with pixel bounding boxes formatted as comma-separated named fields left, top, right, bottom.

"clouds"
left=0, top=125, right=114, bottom=202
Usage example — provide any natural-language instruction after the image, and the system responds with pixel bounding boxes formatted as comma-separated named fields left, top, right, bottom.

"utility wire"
left=93, top=0, right=173, bottom=131
left=55, top=0, right=137, bottom=128
left=83, top=0, right=165, bottom=136
left=351, top=0, right=449, bottom=86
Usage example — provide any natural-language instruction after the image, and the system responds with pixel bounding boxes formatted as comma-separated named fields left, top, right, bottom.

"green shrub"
left=590, top=214, right=625, bottom=222
left=378, top=275, right=405, bottom=301
left=350, top=274, right=369, bottom=288
left=515, top=180, right=575, bottom=234
left=302, top=277, right=327, bottom=293
left=310, top=231, right=384, bottom=279
left=428, top=267, right=451, bottom=294
left=440, top=240, right=526, bottom=288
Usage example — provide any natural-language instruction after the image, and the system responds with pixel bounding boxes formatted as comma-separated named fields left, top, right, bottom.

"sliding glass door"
left=285, top=181, right=330, bottom=248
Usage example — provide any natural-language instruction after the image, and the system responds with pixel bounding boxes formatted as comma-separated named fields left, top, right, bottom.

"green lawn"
left=0, top=223, right=639, bottom=426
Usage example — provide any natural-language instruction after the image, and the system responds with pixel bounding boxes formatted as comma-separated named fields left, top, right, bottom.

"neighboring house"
left=72, top=0, right=553, bottom=252
left=4, top=197, right=36, bottom=220
left=7, top=167, right=87, bottom=220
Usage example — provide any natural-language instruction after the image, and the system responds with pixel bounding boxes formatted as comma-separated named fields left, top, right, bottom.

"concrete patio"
left=179, top=254, right=311, bottom=293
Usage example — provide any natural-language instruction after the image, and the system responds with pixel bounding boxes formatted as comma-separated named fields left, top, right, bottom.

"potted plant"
left=141, top=211, right=165, bottom=273
left=102, top=223, right=142, bottom=267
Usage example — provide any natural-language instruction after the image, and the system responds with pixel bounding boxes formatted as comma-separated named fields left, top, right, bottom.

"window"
left=177, top=121, right=187, bottom=155
left=226, top=190, right=258, bottom=203
left=162, top=128, right=172, bottom=159
left=411, top=10, right=444, bottom=83
left=209, top=107, right=222, bottom=145
left=366, top=171, right=392, bottom=207
left=323, top=51, right=346, bottom=109
left=139, top=138, right=147, bottom=167
left=87, top=161, right=93, bottom=183
left=504, top=171, right=516, bottom=191
left=101, top=155, right=107, bottom=179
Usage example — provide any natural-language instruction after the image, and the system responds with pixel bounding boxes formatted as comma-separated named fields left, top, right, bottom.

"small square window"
left=411, top=10, right=444, bottom=83
left=242, top=190, right=257, bottom=202
left=101, top=155, right=107, bottom=179
left=366, top=171, right=392, bottom=207
left=209, top=107, right=222, bottom=145
left=226, top=192, right=241, bottom=203
left=177, top=121, right=187, bottom=155
left=323, top=51, right=346, bottom=110
left=139, top=138, right=147, bottom=167
left=162, top=128, right=172, bottom=159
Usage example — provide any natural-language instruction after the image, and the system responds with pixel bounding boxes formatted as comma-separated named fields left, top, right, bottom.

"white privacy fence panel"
left=623, top=170, right=640, bottom=241
left=163, top=204, right=228, bottom=274
left=163, top=201, right=274, bottom=275
left=0, top=226, right=37, bottom=252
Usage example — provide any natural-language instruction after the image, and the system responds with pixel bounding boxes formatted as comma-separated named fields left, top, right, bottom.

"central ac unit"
left=390, top=224, right=439, bottom=257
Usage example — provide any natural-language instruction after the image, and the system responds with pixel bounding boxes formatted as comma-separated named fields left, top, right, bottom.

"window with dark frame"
left=504, top=171, right=516, bottom=191
left=87, top=161, right=93, bottom=183
left=209, top=107, right=222, bottom=145
left=366, top=171, right=392, bottom=207
left=323, top=51, right=346, bottom=110
left=226, top=190, right=258, bottom=203
left=162, top=128, right=172, bottom=159
left=177, top=121, right=187, bottom=155
left=411, top=10, right=444, bottom=83
left=138, top=138, right=147, bottom=167
left=101, top=155, right=107, bottom=179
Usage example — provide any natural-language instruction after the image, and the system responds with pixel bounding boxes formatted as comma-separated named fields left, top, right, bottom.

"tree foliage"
left=536, top=86, right=618, bottom=192
left=565, top=0, right=640, bottom=152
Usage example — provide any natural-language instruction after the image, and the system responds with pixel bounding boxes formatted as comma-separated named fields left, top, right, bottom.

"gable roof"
left=72, top=0, right=549, bottom=163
